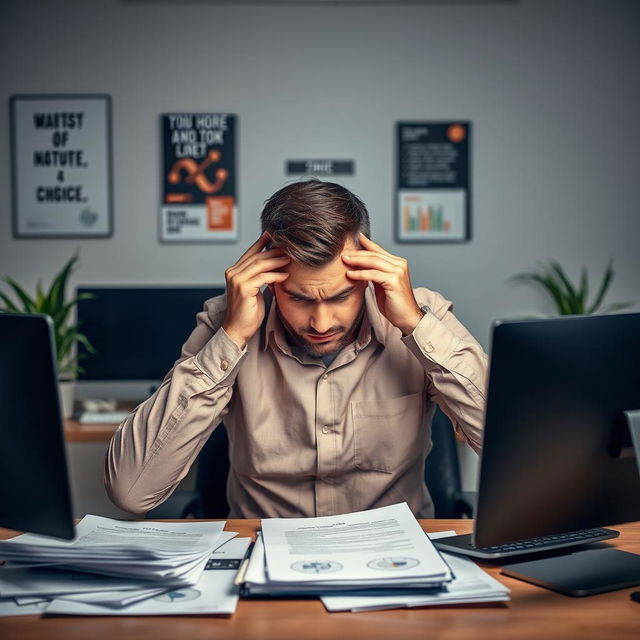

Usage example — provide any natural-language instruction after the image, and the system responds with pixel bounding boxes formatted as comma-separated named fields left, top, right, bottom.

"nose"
left=309, top=304, right=335, bottom=335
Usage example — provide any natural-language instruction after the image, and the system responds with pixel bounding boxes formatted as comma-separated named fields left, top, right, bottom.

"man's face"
left=271, top=238, right=367, bottom=358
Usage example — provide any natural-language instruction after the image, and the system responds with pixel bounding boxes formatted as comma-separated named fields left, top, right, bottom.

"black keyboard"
left=433, top=527, right=619, bottom=560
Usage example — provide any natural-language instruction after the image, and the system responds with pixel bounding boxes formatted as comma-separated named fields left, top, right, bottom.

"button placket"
left=315, top=368, right=335, bottom=515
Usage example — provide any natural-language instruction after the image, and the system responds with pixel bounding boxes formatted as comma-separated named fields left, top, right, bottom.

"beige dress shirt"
left=105, top=285, right=488, bottom=519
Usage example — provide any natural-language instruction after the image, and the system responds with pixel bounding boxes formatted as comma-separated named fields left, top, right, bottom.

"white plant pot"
left=59, top=379, right=75, bottom=419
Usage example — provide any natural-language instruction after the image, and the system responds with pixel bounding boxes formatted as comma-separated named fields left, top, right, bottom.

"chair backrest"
left=195, top=423, right=231, bottom=518
left=424, top=406, right=464, bottom=518
left=195, top=405, right=464, bottom=518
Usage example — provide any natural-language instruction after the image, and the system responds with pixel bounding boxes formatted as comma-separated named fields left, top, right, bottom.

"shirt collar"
left=262, top=283, right=387, bottom=354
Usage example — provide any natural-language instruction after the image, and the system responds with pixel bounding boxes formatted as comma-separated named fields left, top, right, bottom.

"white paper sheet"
left=45, top=537, right=251, bottom=616
left=0, top=516, right=226, bottom=584
left=321, top=552, right=510, bottom=612
left=0, top=531, right=238, bottom=599
left=0, top=597, right=50, bottom=617
left=261, top=503, right=451, bottom=584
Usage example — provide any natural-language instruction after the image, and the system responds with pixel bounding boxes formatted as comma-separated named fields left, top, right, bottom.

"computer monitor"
left=76, top=286, right=225, bottom=389
left=435, top=312, right=640, bottom=595
left=0, top=313, right=75, bottom=539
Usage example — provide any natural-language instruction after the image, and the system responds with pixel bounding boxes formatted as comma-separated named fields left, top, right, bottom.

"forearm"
left=104, top=327, right=245, bottom=514
left=401, top=304, right=488, bottom=453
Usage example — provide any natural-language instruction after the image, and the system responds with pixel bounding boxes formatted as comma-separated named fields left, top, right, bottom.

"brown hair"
left=260, top=179, right=371, bottom=266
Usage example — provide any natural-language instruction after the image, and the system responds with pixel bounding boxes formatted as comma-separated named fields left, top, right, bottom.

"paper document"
left=0, top=597, right=50, bottom=617
left=45, top=537, right=251, bottom=616
left=261, top=502, right=451, bottom=584
left=0, top=531, right=238, bottom=599
left=321, top=551, right=510, bottom=612
left=0, top=515, right=226, bottom=585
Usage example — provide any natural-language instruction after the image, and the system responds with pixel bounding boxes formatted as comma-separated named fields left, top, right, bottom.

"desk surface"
left=64, top=419, right=119, bottom=442
left=1, top=519, right=639, bottom=640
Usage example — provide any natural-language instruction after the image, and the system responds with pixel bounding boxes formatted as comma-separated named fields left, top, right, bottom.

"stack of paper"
left=241, top=503, right=454, bottom=596
left=321, top=551, right=510, bottom=612
left=0, top=515, right=250, bottom=616
left=0, top=515, right=226, bottom=585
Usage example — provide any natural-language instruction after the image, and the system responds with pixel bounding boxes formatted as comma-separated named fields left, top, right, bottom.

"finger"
left=234, top=254, right=291, bottom=278
left=342, top=253, right=400, bottom=272
left=358, top=233, right=395, bottom=258
left=344, top=249, right=403, bottom=267
left=236, top=232, right=271, bottom=264
left=246, top=271, right=290, bottom=290
left=229, top=247, right=287, bottom=274
left=345, top=269, right=393, bottom=286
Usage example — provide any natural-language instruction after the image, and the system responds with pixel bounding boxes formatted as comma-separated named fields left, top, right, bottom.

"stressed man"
left=105, top=180, right=487, bottom=518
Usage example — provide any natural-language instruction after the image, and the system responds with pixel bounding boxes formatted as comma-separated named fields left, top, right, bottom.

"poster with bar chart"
left=396, top=121, right=471, bottom=243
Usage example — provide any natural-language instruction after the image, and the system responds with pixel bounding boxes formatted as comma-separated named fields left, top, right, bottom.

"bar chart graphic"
left=397, top=190, right=466, bottom=241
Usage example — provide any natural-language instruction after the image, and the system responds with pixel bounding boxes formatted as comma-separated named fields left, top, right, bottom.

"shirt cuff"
left=400, top=310, right=461, bottom=369
left=194, top=327, right=247, bottom=386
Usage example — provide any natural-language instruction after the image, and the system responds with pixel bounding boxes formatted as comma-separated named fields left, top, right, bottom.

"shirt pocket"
left=351, top=392, right=425, bottom=474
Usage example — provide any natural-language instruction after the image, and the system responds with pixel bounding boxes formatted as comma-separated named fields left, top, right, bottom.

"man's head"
left=261, top=180, right=371, bottom=357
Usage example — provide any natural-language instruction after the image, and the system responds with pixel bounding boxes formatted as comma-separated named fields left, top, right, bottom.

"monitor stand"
left=502, top=410, right=640, bottom=597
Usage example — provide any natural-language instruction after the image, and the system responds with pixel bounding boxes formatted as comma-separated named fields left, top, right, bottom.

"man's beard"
left=277, top=303, right=365, bottom=359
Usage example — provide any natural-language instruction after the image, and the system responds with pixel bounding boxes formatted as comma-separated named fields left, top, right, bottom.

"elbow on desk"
left=103, top=470, right=163, bottom=516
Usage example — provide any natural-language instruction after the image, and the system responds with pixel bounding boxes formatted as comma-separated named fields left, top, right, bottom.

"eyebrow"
left=281, top=285, right=356, bottom=302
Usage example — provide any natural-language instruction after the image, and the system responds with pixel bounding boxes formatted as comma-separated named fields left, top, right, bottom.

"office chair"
left=146, top=406, right=475, bottom=519
left=425, top=407, right=476, bottom=518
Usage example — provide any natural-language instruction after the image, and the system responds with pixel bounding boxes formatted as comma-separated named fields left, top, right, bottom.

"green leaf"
left=530, top=272, right=573, bottom=315
left=56, top=326, right=79, bottom=362
left=51, top=292, right=95, bottom=330
left=587, top=259, right=614, bottom=314
left=46, top=254, right=80, bottom=317
left=75, top=332, right=97, bottom=354
left=576, top=267, right=588, bottom=314
left=548, top=261, right=581, bottom=314
left=2, top=277, right=36, bottom=312
left=0, top=290, right=20, bottom=312
left=35, top=281, right=48, bottom=313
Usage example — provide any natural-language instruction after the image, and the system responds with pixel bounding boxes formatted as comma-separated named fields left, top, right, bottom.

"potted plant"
left=0, top=254, right=96, bottom=418
left=511, top=258, right=634, bottom=316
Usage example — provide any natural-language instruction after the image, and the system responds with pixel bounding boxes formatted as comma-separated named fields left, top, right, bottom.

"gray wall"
left=2, top=0, right=639, bottom=515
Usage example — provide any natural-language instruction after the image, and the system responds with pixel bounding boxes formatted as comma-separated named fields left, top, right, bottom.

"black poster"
left=161, top=113, right=237, bottom=242
left=396, top=121, right=471, bottom=242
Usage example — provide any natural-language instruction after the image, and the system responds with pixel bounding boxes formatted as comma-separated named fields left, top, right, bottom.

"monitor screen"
left=475, top=312, right=640, bottom=548
left=76, top=287, right=225, bottom=381
left=0, top=313, right=75, bottom=539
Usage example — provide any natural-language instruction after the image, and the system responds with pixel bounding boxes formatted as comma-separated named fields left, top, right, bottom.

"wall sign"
left=10, top=94, right=113, bottom=238
left=161, top=113, right=237, bottom=243
left=396, top=121, right=471, bottom=243
left=286, top=159, right=355, bottom=176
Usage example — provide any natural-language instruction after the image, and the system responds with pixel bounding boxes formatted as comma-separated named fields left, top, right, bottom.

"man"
left=105, top=180, right=487, bottom=518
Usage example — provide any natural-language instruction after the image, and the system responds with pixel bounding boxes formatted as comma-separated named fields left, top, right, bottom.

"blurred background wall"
left=1, top=0, right=639, bottom=518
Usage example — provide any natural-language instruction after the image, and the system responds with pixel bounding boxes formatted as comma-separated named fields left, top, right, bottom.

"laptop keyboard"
left=478, top=528, right=614, bottom=554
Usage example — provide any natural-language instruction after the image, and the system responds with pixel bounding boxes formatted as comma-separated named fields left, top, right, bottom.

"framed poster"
left=10, top=94, right=113, bottom=238
left=396, top=121, right=471, bottom=243
left=160, top=113, right=238, bottom=243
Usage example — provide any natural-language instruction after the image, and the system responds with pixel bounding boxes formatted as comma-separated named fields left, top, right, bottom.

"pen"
left=234, top=537, right=257, bottom=586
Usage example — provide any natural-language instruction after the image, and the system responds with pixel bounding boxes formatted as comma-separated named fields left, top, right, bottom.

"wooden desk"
left=1, top=520, right=639, bottom=640
left=64, top=419, right=119, bottom=443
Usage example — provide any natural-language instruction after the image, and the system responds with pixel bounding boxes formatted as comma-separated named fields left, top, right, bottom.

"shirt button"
left=322, top=373, right=328, bottom=380
left=423, top=341, right=435, bottom=353
left=220, top=359, right=229, bottom=371
left=321, top=425, right=331, bottom=434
